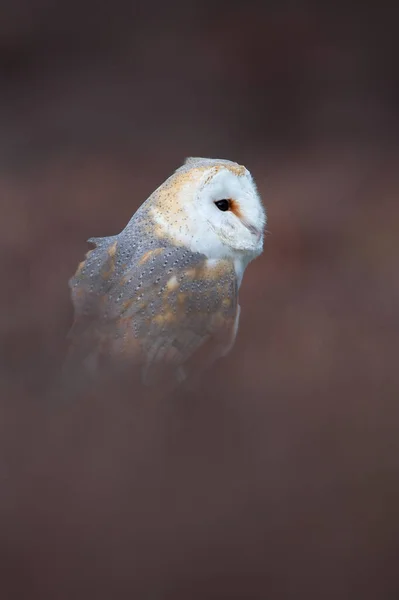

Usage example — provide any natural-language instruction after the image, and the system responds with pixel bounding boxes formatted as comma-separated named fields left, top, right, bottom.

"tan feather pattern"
left=65, top=237, right=238, bottom=387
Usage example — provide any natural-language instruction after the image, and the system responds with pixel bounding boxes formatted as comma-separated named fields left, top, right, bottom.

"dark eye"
left=214, top=199, right=230, bottom=211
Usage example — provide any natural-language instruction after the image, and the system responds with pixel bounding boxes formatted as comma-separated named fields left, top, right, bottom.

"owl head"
left=142, top=157, right=266, bottom=271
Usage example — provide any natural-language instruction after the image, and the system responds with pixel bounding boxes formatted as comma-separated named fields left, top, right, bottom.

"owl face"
left=191, top=166, right=265, bottom=258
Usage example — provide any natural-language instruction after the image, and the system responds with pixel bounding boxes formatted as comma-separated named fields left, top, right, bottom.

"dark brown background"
left=1, top=1, right=398, bottom=598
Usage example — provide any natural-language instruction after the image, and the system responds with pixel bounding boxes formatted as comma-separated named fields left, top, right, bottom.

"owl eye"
left=214, top=199, right=230, bottom=211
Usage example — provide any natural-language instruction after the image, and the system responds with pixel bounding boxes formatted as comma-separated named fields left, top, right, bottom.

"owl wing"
left=65, top=235, right=239, bottom=387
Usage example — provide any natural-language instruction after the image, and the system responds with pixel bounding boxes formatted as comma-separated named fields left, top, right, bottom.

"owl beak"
left=245, top=223, right=262, bottom=242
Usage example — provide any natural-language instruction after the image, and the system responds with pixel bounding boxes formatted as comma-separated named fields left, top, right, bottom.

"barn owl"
left=64, top=157, right=266, bottom=391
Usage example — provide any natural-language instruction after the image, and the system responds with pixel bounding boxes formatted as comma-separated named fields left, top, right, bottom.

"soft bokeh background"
left=1, top=2, right=398, bottom=598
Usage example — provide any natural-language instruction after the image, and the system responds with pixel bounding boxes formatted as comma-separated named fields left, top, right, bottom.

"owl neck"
left=234, top=252, right=257, bottom=288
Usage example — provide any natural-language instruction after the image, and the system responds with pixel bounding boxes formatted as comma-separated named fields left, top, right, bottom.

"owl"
left=64, top=157, right=266, bottom=392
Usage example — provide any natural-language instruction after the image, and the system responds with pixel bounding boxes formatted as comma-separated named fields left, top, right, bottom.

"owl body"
left=65, top=157, right=266, bottom=389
